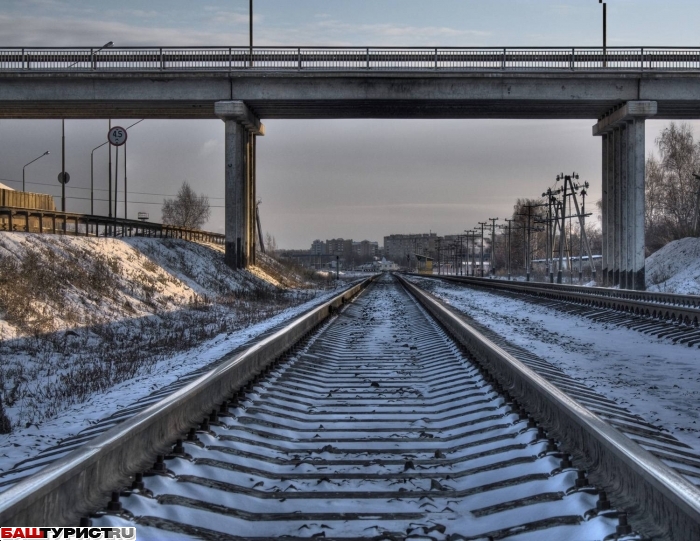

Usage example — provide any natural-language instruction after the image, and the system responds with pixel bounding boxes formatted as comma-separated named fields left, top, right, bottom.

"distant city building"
left=326, top=238, right=354, bottom=259
left=383, top=233, right=438, bottom=265
left=310, top=239, right=326, bottom=255
left=352, top=240, right=379, bottom=259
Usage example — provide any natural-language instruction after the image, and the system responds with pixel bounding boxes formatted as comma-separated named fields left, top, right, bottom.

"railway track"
left=416, top=275, right=700, bottom=345
left=1, top=274, right=699, bottom=540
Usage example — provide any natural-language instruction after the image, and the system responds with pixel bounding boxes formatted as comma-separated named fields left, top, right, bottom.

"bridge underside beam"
left=0, top=98, right=699, bottom=120
left=216, top=101, right=264, bottom=270
left=593, top=101, right=657, bottom=290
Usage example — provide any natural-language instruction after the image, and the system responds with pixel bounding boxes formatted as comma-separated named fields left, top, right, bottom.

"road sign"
left=57, top=172, right=70, bottom=184
left=108, top=126, right=127, bottom=146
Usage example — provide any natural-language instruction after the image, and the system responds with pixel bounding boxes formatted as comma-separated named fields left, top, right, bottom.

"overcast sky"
left=1, top=1, right=699, bottom=248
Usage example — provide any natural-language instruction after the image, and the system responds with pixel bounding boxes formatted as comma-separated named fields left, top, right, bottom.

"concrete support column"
left=613, top=128, right=621, bottom=287
left=250, top=134, right=254, bottom=265
left=630, top=118, right=647, bottom=290
left=601, top=133, right=608, bottom=285
left=619, top=123, right=628, bottom=289
left=606, top=133, right=615, bottom=286
left=223, top=119, right=245, bottom=268
left=593, top=101, right=655, bottom=290
left=215, top=101, right=265, bottom=269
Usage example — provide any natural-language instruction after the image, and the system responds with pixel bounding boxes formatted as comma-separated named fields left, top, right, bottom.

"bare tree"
left=162, top=181, right=211, bottom=229
left=264, top=232, right=277, bottom=254
left=645, top=155, right=668, bottom=254
left=656, top=123, right=700, bottom=238
left=644, top=122, right=700, bottom=254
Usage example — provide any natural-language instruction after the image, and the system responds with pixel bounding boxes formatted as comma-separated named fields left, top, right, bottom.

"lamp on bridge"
left=67, top=41, right=113, bottom=69
left=599, top=0, right=607, bottom=67
left=22, top=151, right=50, bottom=192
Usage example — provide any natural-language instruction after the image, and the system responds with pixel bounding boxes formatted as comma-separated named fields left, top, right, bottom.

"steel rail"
left=415, top=274, right=700, bottom=326
left=396, top=274, right=700, bottom=541
left=1, top=46, right=700, bottom=72
left=0, top=277, right=374, bottom=527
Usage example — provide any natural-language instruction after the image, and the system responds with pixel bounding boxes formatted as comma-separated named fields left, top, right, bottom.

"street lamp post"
left=249, top=0, right=254, bottom=67
left=91, top=141, right=108, bottom=215
left=22, top=151, right=50, bottom=192
left=599, top=1, right=607, bottom=67
left=67, top=41, right=113, bottom=69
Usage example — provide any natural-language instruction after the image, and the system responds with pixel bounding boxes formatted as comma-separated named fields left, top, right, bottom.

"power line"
left=0, top=177, right=225, bottom=199
left=64, top=195, right=225, bottom=208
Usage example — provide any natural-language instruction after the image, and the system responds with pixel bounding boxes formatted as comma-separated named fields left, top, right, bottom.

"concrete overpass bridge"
left=2, top=46, right=700, bottom=289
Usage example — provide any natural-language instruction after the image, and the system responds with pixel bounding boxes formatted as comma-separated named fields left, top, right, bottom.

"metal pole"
left=599, top=1, right=607, bottom=67
left=491, top=221, right=494, bottom=277
left=478, top=222, right=486, bottom=277
left=471, top=232, right=476, bottom=276
left=507, top=220, right=512, bottom=280
left=90, top=151, right=94, bottom=215
left=20, top=152, right=50, bottom=193
left=557, top=178, right=569, bottom=284
left=108, top=119, right=112, bottom=219
left=249, top=0, right=253, bottom=68
left=124, top=140, right=127, bottom=220
left=61, top=119, right=65, bottom=213
left=526, top=206, right=531, bottom=282
left=579, top=186, right=584, bottom=283
left=114, top=144, right=118, bottom=235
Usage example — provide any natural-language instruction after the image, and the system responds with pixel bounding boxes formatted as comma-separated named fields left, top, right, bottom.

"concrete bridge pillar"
left=593, top=101, right=656, bottom=290
left=215, top=101, right=265, bottom=269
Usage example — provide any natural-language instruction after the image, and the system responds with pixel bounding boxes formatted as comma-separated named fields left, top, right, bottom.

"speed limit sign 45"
left=108, top=126, right=127, bottom=146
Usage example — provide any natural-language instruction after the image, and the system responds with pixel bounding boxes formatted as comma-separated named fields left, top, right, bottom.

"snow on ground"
left=646, top=237, right=700, bottom=295
left=0, top=233, right=288, bottom=340
left=408, top=276, right=700, bottom=453
left=0, top=286, right=347, bottom=476
left=0, top=233, right=350, bottom=459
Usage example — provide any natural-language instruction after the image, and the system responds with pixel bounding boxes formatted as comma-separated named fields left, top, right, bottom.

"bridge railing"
left=0, top=206, right=225, bottom=245
left=1, top=47, right=700, bottom=72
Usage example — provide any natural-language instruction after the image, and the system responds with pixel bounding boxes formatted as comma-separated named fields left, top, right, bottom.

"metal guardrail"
left=416, top=274, right=700, bottom=326
left=1, top=47, right=700, bottom=72
left=398, top=275, right=700, bottom=541
left=0, top=277, right=373, bottom=526
left=0, top=206, right=225, bottom=245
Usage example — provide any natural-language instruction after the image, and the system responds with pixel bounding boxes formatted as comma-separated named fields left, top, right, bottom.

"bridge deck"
left=1, top=47, right=700, bottom=119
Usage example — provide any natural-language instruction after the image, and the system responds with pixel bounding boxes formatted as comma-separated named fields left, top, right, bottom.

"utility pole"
left=557, top=174, right=568, bottom=284
left=478, top=222, right=487, bottom=277
left=108, top=119, right=112, bottom=219
left=526, top=206, right=531, bottom=281
left=436, top=238, right=442, bottom=275
left=464, top=230, right=472, bottom=276
left=489, top=217, right=498, bottom=277
left=61, top=119, right=66, bottom=213
left=504, top=219, right=513, bottom=280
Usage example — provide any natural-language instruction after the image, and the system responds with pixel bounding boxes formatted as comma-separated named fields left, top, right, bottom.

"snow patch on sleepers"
left=90, top=277, right=620, bottom=540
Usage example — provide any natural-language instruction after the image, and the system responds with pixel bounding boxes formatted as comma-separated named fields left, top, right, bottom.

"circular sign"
left=57, top=172, right=70, bottom=184
left=108, top=126, right=127, bottom=146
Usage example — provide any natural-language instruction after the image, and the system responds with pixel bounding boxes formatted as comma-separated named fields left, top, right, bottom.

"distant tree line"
left=646, top=122, right=700, bottom=254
